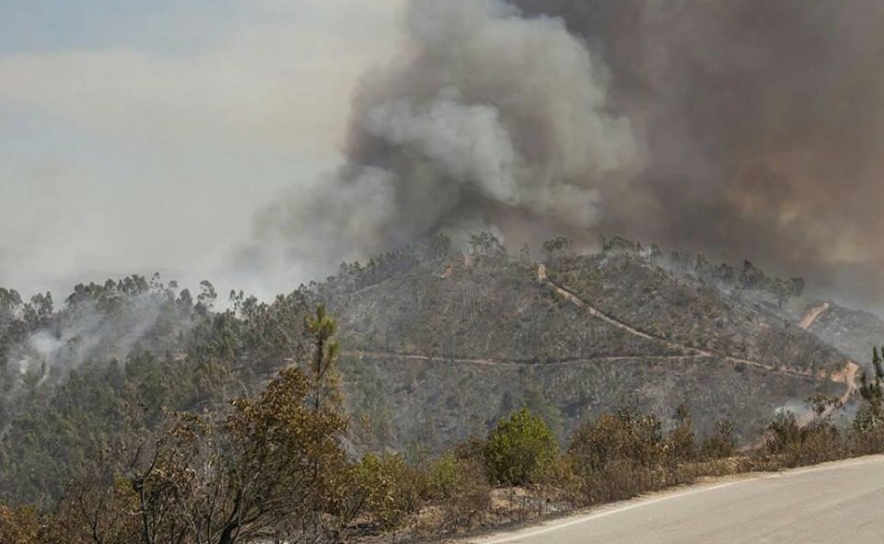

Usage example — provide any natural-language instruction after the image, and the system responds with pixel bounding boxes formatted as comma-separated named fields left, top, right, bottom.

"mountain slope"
left=0, top=240, right=873, bottom=505
left=800, top=303, right=884, bottom=364
left=322, top=250, right=853, bottom=451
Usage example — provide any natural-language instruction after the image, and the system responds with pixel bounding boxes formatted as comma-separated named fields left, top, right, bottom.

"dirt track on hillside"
left=799, top=303, right=831, bottom=331
left=536, top=264, right=857, bottom=400
left=342, top=265, right=858, bottom=416
left=346, top=349, right=719, bottom=367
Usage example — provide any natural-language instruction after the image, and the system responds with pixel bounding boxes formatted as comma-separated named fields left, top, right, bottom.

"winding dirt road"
left=536, top=264, right=857, bottom=400
left=347, top=350, right=723, bottom=367
left=799, top=302, right=831, bottom=331
left=832, top=361, right=861, bottom=407
left=537, top=265, right=707, bottom=356
left=796, top=303, right=859, bottom=411
left=345, top=266, right=858, bottom=416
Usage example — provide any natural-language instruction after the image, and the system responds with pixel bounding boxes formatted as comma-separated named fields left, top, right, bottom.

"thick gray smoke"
left=244, top=0, right=640, bottom=281
left=512, top=0, right=884, bottom=303
left=247, top=0, right=884, bottom=304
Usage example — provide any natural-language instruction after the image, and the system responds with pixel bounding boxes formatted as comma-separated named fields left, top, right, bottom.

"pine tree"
left=305, top=303, right=341, bottom=413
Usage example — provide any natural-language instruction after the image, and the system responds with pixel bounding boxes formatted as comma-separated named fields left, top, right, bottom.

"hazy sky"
left=0, top=0, right=403, bottom=297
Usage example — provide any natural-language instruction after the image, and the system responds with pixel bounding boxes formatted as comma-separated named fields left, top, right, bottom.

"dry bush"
left=763, top=411, right=845, bottom=467
left=425, top=454, right=491, bottom=534
left=0, top=504, right=40, bottom=544
left=567, top=408, right=674, bottom=505
left=354, top=453, right=428, bottom=533
left=701, top=420, right=737, bottom=460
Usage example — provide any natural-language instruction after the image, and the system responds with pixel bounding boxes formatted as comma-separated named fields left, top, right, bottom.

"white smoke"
left=5, top=283, right=191, bottom=398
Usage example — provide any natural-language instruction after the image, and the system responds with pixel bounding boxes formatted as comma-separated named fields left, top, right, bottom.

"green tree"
left=23, top=292, right=53, bottom=328
left=519, top=383, right=563, bottom=438
left=0, top=288, right=23, bottom=322
left=772, top=278, right=790, bottom=309
left=860, top=347, right=884, bottom=411
left=765, top=411, right=802, bottom=454
left=469, top=232, right=505, bottom=259
left=855, top=346, right=884, bottom=433
left=305, top=303, right=341, bottom=413
left=195, top=280, right=217, bottom=315
left=485, top=409, right=558, bottom=486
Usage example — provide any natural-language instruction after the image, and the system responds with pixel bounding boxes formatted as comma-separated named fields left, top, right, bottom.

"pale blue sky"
left=0, top=0, right=404, bottom=297
left=0, top=1, right=237, bottom=53
left=0, top=1, right=394, bottom=52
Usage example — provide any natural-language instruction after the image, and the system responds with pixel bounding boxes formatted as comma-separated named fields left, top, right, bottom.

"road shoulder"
left=465, top=454, right=884, bottom=544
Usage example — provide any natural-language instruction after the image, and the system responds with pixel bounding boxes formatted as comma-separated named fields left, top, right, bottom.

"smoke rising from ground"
left=248, top=0, right=884, bottom=305
left=244, top=0, right=641, bottom=281
left=0, top=277, right=202, bottom=430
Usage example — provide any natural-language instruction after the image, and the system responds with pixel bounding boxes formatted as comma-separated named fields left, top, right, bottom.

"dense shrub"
left=485, top=409, right=559, bottom=486
left=764, top=412, right=844, bottom=466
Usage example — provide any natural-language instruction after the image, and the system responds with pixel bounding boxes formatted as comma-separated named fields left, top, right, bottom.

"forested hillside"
left=0, top=234, right=873, bottom=512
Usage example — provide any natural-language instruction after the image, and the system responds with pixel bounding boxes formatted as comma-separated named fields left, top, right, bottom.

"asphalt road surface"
left=474, top=456, right=884, bottom=544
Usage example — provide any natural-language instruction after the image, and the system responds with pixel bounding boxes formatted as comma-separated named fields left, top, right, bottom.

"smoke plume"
left=513, top=0, right=884, bottom=303
left=244, top=0, right=640, bottom=281
left=248, top=0, right=884, bottom=304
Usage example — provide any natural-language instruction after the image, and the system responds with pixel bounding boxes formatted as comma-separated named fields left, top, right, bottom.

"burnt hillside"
left=319, top=246, right=853, bottom=451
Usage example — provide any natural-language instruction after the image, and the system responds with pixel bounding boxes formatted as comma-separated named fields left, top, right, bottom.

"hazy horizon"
left=0, top=0, right=404, bottom=299
left=3, top=0, right=883, bottom=313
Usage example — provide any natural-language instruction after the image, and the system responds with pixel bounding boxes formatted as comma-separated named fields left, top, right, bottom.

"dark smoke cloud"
left=514, top=0, right=884, bottom=304
left=248, top=0, right=884, bottom=305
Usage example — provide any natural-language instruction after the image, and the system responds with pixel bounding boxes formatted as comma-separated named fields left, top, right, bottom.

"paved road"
left=475, top=456, right=884, bottom=544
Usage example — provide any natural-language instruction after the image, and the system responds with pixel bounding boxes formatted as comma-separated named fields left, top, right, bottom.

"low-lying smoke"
left=246, top=0, right=884, bottom=305
left=2, top=280, right=196, bottom=408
